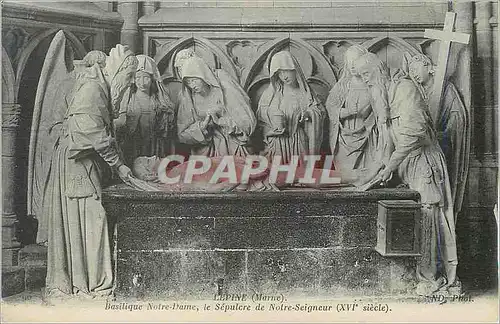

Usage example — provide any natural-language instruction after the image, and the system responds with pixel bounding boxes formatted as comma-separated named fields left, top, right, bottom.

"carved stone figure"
left=115, top=55, right=175, bottom=166
left=326, top=44, right=387, bottom=175
left=132, top=156, right=269, bottom=192
left=355, top=52, right=460, bottom=296
left=257, top=51, right=325, bottom=164
left=174, top=48, right=197, bottom=80
left=35, top=35, right=139, bottom=299
left=131, top=155, right=353, bottom=192
left=406, top=53, right=470, bottom=214
left=176, top=56, right=256, bottom=157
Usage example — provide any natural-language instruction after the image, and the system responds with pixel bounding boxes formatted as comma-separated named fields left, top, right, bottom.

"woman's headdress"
left=106, top=44, right=136, bottom=81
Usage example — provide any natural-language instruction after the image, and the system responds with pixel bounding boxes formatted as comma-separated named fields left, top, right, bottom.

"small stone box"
left=375, top=200, right=421, bottom=257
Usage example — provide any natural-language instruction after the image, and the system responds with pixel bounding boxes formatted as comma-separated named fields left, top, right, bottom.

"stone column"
left=475, top=1, right=495, bottom=158
left=143, top=1, right=156, bottom=16
left=452, top=1, right=474, bottom=152
left=2, top=103, right=22, bottom=266
left=118, top=2, right=140, bottom=53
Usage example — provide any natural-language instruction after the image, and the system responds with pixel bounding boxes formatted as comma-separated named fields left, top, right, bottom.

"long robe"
left=387, top=77, right=458, bottom=294
left=257, top=51, right=325, bottom=165
left=418, top=82, right=470, bottom=215
left=41, top=65, right=120, bottom=297
left=326, top=77, right=379, bottom=172
left=177, top=57, right=256, bottom=157
left=118, top=88, right=173, bottom=166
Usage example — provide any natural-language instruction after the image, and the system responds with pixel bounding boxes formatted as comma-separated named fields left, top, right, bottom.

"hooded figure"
left=405, top=53, right=470, bottom=215
left=115, top=55, right=175, bottom=166
left=326, top=45, right=387, bottom=175
left=176, top=56, right=256, bottom=157
left=257, top=51, right=325, bottom=164
left=174, top=48, right=197, bottom=80
left=355, top=52, right=460, bottom=296
left=41, top=44, right=138, bottom=299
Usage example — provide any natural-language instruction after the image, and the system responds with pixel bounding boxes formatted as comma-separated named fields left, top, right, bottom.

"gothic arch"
left=15, top=28, right=87, bottom=99
left=2, top=46, right=16, bottom=103
left=154, top=36, right=239, bottom=83
left=244, top=37, right=337, bottom=91
left=362, top=36, right=421, bottom=55
left=243, top=37, right=336, bottom=110
left=361, top=36, right=421, bottom=73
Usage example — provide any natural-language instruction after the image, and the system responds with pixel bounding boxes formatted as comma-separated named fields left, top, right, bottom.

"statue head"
left=174, top=48, right=197, bottom=79
left=135, top=55, right=161, bottom=94
left=132, top=156, right=161, bottom=181
left=277, top=69, right=298, bottom=87
left=344, top=44, right=369, bottom=77
left=82, top=50, right=107, bottom=69
left=135, top=70, right=153, bottom=93
left=408, top=54, right=434, bottom=85
left=75, top=50, right=107, bottom=76
left=181, top=56, right=219, bottom=96
left=184, top=77, right=210, bottom=95
left=354, top=52, right=390, bottom=87
left=105, top=45, right=138, bottom=116
left=270, top=51, right=299, bottom=88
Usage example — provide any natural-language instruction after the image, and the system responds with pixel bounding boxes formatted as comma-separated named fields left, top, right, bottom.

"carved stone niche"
left=226, top=40, right=260, bottom=81
left=322, top=40, right=356, bottom=79
left=244, top=37, right=337, bottom=111
left=363, top=36, right=421, bottom=74
left=154, top=36, right=241, bottom=109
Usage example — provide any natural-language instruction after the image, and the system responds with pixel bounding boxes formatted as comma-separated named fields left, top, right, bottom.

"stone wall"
left=103, top=186, right=420, bottom=299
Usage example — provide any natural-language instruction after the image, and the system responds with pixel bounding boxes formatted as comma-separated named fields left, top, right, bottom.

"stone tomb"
left=102, top=185, right=421, bottom=300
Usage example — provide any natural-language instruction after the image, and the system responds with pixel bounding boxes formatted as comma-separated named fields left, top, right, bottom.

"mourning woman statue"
left=355, top=52, right=460, bottom=296
left=406, top=53, right=470, bottom=215
left=177, top=56, right=257, bottom=157
left=326, top=45, right=387, bottom=174
left=257, top=50, right=325, bottom=164
left=115, top=55, right=175, bottom=166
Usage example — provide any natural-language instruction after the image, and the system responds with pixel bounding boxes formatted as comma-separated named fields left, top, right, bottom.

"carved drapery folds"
left=153, top=35, right=427, bottom=111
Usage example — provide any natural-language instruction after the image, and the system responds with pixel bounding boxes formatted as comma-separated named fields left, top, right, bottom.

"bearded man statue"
left=355, top=52, right=461, bottom=296
left=40, top=44, right=138, bottom=300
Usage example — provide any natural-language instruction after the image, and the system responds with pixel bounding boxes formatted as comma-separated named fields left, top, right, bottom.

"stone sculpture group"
left=30, top=30, right=470, bottom=302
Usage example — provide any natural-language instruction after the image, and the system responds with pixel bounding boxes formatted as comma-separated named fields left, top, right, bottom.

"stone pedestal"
left=103, top=186, right=420, bottom=300
left=2, top=103, right=21, bottom=266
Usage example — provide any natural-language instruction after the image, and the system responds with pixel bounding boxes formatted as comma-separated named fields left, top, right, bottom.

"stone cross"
left=424, top=11, right=470, bottom=127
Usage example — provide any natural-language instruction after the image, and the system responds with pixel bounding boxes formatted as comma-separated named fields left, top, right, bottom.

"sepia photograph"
left=1, top=0, right=498, bottom=322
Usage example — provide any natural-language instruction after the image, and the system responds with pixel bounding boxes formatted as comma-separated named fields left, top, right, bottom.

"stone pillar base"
left=1, top=266, right=25, bottom=297
left=2, top=214, right=21, bottom=266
